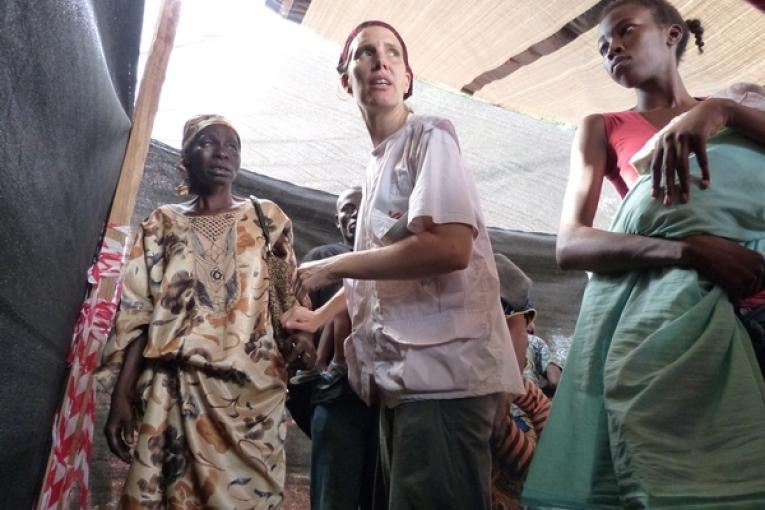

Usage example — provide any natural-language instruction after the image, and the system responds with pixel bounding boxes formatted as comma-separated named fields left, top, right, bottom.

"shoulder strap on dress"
left=249, top=195, right=273, bottom=255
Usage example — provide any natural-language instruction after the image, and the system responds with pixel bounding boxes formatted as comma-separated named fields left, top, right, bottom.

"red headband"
left=337, top=20, right=414, bottom=99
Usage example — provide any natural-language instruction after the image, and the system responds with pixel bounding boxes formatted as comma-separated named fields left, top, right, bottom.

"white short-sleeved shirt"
left=344, top=114, right=524, bottom=406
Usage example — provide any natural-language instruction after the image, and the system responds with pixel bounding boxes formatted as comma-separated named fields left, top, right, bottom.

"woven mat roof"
left=302, top=0, right=765, bottom=123
left=143, top=0, right=765, bottom=233
left=146, top=0, right=622, bottom=233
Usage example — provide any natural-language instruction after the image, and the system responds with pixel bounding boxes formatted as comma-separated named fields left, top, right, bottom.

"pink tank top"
left=601, top=110, right=657, bottom=198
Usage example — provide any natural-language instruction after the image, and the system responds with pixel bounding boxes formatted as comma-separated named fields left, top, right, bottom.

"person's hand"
left=682, top=234, right=765, bottom=301
left=294, top=258, right=341, bottom=302
left=281, top=305, right=324, bottom=334
left=650, top=99, right=733, bottom=205
left=104, top=390, right=136, bottom=463
left=546, top=363, right=562, bottom=388
left=285, top=331, right=317, bottom=370
left=491, top=393, right=513, bottom=446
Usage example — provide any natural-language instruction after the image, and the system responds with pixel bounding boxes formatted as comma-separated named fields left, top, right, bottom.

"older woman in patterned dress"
left=104, top=115, right=315, bottom=509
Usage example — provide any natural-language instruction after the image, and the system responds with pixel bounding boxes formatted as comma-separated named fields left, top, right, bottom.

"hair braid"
left=685, top=18, right=704, bottom=53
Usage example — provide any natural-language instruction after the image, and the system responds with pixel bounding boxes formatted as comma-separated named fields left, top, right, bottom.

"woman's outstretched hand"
left=104, top=390, right=136, bottom=463
left=294, top=258, right=341, bottom=301
left=650, top=98, right=733, bottom=205
left=281, top=305, right=323, bottom=334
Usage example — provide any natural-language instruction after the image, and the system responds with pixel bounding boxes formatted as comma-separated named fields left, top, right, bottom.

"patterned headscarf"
left=176, top=114, right=240, bottom=196
left=336, top=20, right=414, bottom=100
left=181, top=114, right=240, bottom=151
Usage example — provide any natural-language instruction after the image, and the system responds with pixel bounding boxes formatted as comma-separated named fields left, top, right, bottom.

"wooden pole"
left=102, top=0, right=184, bottom=289
left=110, top=0, right=182, bottom=225
left=36, top=1, right=182, bottom=508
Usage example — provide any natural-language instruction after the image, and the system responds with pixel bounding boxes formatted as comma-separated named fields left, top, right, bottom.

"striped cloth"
left=492, top=379, right=551, bottom=476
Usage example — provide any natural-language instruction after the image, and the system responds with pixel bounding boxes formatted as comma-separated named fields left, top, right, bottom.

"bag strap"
left=249, top=195, right=273, bottom=255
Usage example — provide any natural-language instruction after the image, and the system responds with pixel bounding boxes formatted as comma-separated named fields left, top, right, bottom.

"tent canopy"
left=143, top=1, right=627, bottom=234
left=145, top=0, right=763, bottom=234
left=302, top=0, right=765, bottom=123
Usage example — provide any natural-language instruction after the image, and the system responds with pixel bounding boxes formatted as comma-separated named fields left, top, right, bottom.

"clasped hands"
left=281, top=257, right=342, bottom=366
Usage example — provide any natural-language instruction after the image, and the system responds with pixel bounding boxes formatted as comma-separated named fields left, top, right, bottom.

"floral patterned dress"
left=112, top=199, right=296, bottom=509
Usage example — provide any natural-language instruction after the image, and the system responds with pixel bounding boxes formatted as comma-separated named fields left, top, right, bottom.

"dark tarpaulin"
left=0, top=1, right=142, bottom=507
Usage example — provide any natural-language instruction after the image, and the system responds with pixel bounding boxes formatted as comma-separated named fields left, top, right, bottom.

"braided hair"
left=601, top=0, right=705, bottom=60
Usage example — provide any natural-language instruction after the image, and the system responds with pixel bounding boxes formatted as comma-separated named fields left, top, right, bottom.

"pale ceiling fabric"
left=304, top=0, right=598, bottom=83
left=144, top=0, right=762, bottom=234
left=303, top=0, right=765, bottom=123
left=146, top=0, right=621, bottom=234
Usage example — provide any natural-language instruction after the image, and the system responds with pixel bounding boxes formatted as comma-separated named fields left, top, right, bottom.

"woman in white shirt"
left=282, top=20, right=523, bottom=510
